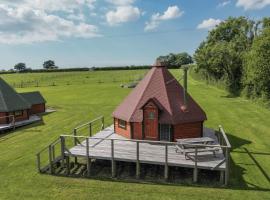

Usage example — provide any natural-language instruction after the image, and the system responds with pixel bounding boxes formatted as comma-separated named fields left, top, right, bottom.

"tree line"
left=13, top=60, right=58, bottom=72
left=158, top=16, right=270, bottom=101
left=194, top=16, right=270, bottom=100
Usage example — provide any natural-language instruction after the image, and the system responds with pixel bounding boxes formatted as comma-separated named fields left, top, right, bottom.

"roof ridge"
left=161, top=68, right=174, bottom=116
left=128, top=68, right=156, bottom=121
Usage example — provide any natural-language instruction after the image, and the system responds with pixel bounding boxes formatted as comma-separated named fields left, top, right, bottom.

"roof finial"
left=154, top=59, right=166, bottom=67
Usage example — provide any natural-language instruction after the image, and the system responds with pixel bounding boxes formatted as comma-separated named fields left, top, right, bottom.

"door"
left=159, top=124, right=171, bottom=141
left=144, top=107, right=158, bottom=140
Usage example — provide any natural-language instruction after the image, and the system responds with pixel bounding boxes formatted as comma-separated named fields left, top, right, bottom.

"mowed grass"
left=0, top=70, right=269, bottom=200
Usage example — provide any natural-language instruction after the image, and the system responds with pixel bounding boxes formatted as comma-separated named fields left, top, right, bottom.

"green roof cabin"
left=0, top=78, right=46, bottom=124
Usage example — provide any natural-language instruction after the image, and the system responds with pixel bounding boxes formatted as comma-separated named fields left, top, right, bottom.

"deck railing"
left=0, top=115, right=15, bottom=130
left=59, top=124, right=231, bottom=185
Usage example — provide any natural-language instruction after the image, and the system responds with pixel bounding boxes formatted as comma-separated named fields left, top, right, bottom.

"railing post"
left=37, top=153, right=41, bottom=173
left=193, top=146, right=198, bottom=183
left=136, top=141, right=140, bottom=179
left=49, top=145, right=54, bottom=174
left=66, top=156, right=70, bottom=175
left=52, top=145, right=55, bottom=161
left=111, top=139, right=116, bottom=178
left=73, top=129, right=77, bottom=146
left=12, top=116, right=15, bottom=130
left=101, top=116, right=105, bottom=130
left=225, top=147, right=230, bottom=186
left=86, top=137, right=91, bottom=177
left=60, top=136, right=65, bottom=167
left=89, top=123, right=92, bottom=137
left=164, top=144, right=169, bottom=180
left=73, top=129, right=78, bottom=164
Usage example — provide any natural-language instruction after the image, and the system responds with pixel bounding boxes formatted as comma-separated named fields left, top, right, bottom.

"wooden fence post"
left=193, top=146, right=198, bottom=183
left=86, top=137, right=91, bottom=177
left=111, top=139, right=116, bottom=178
left=136, top=141, right=140, bottom=179
left=164, top=144, right=169, bottom=180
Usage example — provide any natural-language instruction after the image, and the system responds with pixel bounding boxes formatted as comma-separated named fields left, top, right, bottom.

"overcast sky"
left=0, top=0, right=270, bottom=69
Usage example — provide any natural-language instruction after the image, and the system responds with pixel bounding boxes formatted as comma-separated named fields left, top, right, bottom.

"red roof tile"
left=112, top=64, right=207, bottom=124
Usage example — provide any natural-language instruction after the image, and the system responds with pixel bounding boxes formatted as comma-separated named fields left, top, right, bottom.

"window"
left=14, top=110, right=23, bottom=117
left=118, top=119, right=126, bottom=129
left=148, top=112, right=155, bottom=119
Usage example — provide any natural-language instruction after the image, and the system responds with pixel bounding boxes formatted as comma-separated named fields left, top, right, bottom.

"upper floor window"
left=118, top=119, right=126, bottom=129
left=148, top=112, right=155, bottom=119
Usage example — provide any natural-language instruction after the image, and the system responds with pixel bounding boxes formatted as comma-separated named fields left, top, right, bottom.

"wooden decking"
left=67, top=126, right=226, bottom=171
left=36, top=117, right=231, bottom=185
left=0, top=115, right=41, bottom=131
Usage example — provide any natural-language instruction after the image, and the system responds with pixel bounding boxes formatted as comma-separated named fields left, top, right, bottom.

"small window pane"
left=118, top=119, right=126, bottom=129
left=148, top=112, right=155, bottom=119
left=14, top=111, right=23, bottom=117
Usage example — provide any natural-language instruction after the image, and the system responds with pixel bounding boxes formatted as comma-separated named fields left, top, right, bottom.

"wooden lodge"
left=0, top=77, right=46, bottom=126
left=113, top=61, right=207, bottom=141
left=36, top=62, right=231, bottom=186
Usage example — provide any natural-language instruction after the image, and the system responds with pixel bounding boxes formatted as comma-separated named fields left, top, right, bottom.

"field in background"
left=0, top=70, right=269, bottom=200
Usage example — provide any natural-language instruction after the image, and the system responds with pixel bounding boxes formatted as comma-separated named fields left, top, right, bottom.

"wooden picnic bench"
left=175, top=137, right=220, bottom=159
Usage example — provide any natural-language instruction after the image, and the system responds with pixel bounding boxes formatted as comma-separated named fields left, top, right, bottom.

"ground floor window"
left=14, top=110, right=23, bottom=117
left=118, top=119, right=126, bottom=129
left=159, top=124, right=171, bottom=141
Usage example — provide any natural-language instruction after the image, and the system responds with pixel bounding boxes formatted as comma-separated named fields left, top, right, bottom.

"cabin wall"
left=30, top=103, right=45, bottom=115
left=132, top=122, right=143, bottom=140
left=0, top=112, right=8, bottom=124
left=114, top=118, right=131, bottom=138
left=173, top=121, right=203, bottom=140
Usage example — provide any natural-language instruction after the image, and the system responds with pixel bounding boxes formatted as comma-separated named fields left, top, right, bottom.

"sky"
left=0, top=0, right=270, bottom=69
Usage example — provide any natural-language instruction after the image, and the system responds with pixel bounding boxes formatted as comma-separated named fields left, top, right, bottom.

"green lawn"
left=0, top=70, right=269, bottom=200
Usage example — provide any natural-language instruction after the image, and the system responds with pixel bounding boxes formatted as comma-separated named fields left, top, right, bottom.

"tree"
left=194, top=17, right=254, bottom=94
left=157, top=52, right=193, bottom=68
left=43, top=60, right=57, bottom=69
left=14, top=63, right=26, bottom=72
left=243, top=27, right=270, bottom=99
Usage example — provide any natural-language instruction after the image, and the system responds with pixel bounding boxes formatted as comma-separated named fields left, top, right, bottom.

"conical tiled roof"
left=0, top=77, right=31, bottom=112
left=113, top=64, right=207, bottom=124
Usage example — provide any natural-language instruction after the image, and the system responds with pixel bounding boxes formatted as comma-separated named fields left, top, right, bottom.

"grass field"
left=0, top=70, right=269, bottom=200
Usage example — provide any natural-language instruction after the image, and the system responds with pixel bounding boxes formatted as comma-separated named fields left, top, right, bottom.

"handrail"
left=218, top=125, right=231, bottom=148
left=74, top=116, right=104, bottom=130
left=36, top=137, right=61, bottom=155
left=60, top=134, right=230, bottom=148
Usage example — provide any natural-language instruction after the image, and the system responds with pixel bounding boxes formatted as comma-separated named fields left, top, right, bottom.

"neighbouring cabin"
left=20, top=92, right=46, bottom=115
left=113, top=62, right=207, bottom=141
left=0, top=78, right=46, bottom=124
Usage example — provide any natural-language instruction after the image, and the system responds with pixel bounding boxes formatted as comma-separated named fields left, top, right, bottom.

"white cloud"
left=217, top=1, right=231, bottom=8
left=106, top=0, right=136, bottom=6
left=236, top=0, right=270, bottom=10
left=197, top=18, right=222, bottom=30
left=144, top=6, right=183, bottom=31
left=1, top=0, right=96, bottom=12
left=106, top=6, right=141, bottom=26
left=0, top=4, right=100, bottom=44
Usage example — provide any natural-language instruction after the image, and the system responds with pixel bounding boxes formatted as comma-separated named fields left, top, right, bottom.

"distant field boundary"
left=0, top=66, right=152, bottom=74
